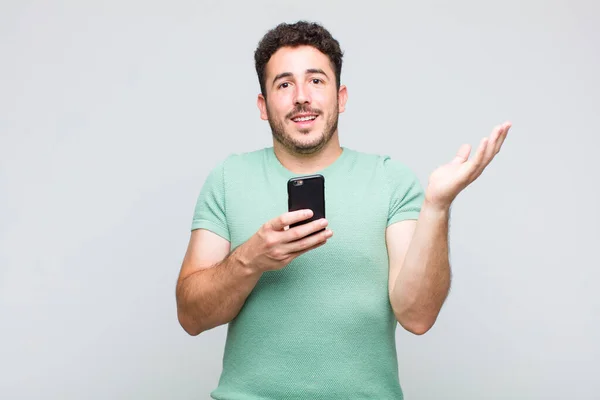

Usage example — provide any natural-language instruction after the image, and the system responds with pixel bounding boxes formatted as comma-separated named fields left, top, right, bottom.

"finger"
left=284, top=228, right=333, bottom=254
left=483, top=125, right=503, bottom=165
left=451, top=144, right=471, bottom=164
left=494, top=122, right=511, bottom=154
left=289, top=236, right=328, bottom=258
left=483, top=122, right=511, bottom=167
left=269, top=209, right=313, bottom=231
left=469, top=136, right=489, bottom=174
left=282, top=218, right=329, bottom=243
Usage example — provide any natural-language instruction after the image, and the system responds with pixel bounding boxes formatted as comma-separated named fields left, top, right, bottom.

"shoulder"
left=207, top=147, right=271, bottom=175
left=346, top=148, right=418, bottom=179
left=347, top=150, right=425, bottom=221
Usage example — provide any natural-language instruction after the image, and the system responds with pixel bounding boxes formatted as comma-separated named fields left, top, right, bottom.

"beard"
left=266, top=101, right=339, bottom=155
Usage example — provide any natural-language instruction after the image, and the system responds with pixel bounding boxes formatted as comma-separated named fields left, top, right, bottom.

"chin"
left=292, top=137, right=328, bottom=154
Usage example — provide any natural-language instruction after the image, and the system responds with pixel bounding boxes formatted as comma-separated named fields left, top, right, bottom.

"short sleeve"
left=190, top=158, right=230, bottom=241
left=383, top=156, right=425, bottom=226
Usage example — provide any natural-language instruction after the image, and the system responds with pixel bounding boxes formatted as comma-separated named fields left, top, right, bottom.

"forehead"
left=265, top=45, right=333, bottom=78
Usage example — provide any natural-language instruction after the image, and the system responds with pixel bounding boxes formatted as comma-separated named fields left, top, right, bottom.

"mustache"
left=285, top=105, right=322, bottom=119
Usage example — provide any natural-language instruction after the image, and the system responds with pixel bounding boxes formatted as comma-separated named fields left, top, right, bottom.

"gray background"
left=1, top=1, right=598, bottom=399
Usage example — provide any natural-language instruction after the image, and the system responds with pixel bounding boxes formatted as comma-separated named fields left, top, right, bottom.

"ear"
left=337, top=85, right=348, bottom=113
left=257, top=93, right=268, bottom=120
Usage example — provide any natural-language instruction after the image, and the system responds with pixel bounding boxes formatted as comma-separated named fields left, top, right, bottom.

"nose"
left=294, top=83, right=311, bottom=105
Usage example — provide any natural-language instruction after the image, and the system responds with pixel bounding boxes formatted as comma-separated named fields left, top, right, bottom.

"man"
left=175, top=21, right=511, bottom=399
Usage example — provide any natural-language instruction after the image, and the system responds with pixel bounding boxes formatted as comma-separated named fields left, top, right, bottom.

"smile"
left=291, top=115, right=317, bottom=122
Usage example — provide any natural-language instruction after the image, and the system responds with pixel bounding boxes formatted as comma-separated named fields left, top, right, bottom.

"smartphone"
left=287, top=174, right=325, bottom=231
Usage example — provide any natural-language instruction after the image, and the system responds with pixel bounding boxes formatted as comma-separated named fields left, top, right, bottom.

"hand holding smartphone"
left=287, top=174, right=326, bottom=233
left=233, top=174, right=329, bottom=273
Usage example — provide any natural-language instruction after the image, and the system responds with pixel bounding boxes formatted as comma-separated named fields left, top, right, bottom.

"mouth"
left=290, top=113, right=318, bottom=127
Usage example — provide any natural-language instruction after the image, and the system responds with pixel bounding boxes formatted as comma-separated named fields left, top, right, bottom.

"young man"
left=175, top=21, right=511, bottom=399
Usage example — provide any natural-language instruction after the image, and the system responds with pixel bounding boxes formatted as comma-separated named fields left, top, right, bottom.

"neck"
left=273, top=133, right=343, bottom=175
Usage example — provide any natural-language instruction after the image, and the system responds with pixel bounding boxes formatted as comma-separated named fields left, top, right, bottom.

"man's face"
left=258, top=45, right=347, bottom=155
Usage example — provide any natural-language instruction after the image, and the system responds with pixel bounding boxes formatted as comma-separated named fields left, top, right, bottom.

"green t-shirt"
left=191, top=146, right=424, bottom=399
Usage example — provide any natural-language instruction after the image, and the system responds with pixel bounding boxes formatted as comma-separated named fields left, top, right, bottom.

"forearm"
left=176, top=247, right=263, bottom=336
left=391, top=201, right=452, bottom=334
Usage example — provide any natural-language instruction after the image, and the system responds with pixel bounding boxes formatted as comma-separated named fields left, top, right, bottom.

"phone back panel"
left=287, top=174, right=325, bottom=228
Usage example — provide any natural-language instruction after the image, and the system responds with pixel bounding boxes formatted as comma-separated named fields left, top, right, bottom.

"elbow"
left=177, top=306, right=226, bottom=336
left=177, top=309, right=205, bottom=336
left=401, top=320, right=434, bottom=335
left=394, top=309, right=437, bottom=336
left=175, top=280, right=206, bottom=336
left=391, top=297, right=442, bottom=336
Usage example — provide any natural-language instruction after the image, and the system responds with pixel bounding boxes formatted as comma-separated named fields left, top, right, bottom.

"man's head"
left=254, top=21, right=348, bottom=155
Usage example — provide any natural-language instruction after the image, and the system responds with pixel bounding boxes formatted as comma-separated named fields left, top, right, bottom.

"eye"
left=312, top=78, right=322, bottom=84
left=278, top=82, right=290, bottom=89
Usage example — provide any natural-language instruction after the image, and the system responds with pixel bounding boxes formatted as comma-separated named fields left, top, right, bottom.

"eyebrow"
left=272, top=68, right=329, bottom=85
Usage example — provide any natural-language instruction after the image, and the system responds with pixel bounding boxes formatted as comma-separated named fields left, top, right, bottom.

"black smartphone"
left=287, top=174, right=325, bottom=231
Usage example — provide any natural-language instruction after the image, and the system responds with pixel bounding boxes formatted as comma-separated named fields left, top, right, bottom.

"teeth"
left=293, top=115, right=316, bottom=122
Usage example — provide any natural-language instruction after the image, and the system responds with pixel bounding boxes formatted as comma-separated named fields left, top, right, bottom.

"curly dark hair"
left=254, top=21, right=344, bottom=98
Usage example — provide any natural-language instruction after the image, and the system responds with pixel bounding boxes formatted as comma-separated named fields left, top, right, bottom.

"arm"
left=175, top=210, right=333, bottom=336
left=387, top=121, right=511, bottom=335
left=176, top=229, right=262, bottom=336
left=387, top=202, right=451, bottom=335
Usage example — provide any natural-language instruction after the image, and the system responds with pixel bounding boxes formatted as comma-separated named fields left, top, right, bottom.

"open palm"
left=425, top=122, right=512, bottom=209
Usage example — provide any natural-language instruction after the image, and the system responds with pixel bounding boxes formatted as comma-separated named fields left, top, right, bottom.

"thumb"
left=451, top=144, right=471, bottom=164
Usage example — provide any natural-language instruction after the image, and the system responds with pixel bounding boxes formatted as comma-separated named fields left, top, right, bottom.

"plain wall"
left=1, top=1, right=599, bottom=399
